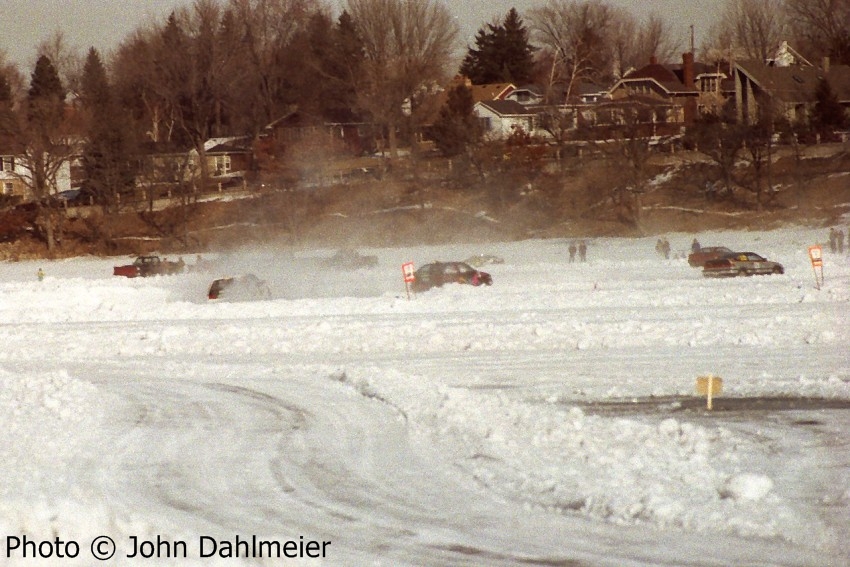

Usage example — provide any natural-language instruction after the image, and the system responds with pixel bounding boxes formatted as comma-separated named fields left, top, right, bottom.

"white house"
left=474, top=100, right=551, bottom=140
left=0, top=154, right=71, bottom=204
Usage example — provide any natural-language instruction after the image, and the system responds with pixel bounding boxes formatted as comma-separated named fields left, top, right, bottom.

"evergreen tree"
left=27, top=55, right=65, bottom=137
left=501, top=8, right=535, bottom=84
left=80, top=48, right=110, bottom=110
left=459, top=8, right=535, bottom=85
left=812, top=77, right=846, bottom=132
left=0, top=73, right=18, bottom=150
left=431, top=84, right=480, bottom=157
left=80, top=47, right=138, bottom=214
left=325, top=11, right=365, bottom=121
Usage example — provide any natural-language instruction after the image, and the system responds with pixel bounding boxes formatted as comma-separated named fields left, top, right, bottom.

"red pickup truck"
left=113, top=255, right=185, bottom=278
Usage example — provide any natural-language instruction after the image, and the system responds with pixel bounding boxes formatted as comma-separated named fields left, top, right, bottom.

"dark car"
left=687, top=246, right=735, bottom=267
left=113, top=255, right=185, bottom=278
left=322, top=248, right=378, bottom=270
left=702, top=252, right=784, bottom=278
left=208, top=274, right=272, bottom=300
left=411, top=261, right=493, bottom=292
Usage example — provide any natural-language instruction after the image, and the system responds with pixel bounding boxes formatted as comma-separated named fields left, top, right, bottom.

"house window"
left=214, top=155, right=231, bottom=175
left=2, top=182, right=12, bottom=195
left=0, top=156, right=13, bottom=171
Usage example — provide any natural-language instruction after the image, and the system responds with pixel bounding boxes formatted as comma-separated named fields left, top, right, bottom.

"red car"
left=411, top=261, right=493, bottom=292
left=113, top=255, right=185, bottom=278
left=687, top=246, right=734, bottom=267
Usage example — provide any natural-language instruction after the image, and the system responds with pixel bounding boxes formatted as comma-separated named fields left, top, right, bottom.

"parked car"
left=208, top=274, right=272, bottom=301
left=411, top=261, right=493, bottom=292
left=463, top=253, right=505, bottom=268
left=322, top=248, right=378, bottom=270
left=687, top=246, right=735, bottom=267
left=702, top=252, right=784, bottom=277
left=113, top=255, right=185, bottom=278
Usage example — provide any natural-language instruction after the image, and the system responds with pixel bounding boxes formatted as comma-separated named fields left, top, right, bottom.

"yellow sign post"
left=696, top=374, right=723, bottom=410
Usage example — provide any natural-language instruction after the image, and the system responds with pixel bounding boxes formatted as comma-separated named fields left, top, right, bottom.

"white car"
left=208, top=274, right=272, bottom=301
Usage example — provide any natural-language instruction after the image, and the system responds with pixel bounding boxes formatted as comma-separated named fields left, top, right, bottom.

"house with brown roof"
left=607, top=53, right=698, bottom=123
left=734, top=47, right=850, bottom=125
left=468, top=81, right=516, bottom=103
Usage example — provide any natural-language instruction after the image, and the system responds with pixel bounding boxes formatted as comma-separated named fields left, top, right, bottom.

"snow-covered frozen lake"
left=0, top=226, right=848, bottom=566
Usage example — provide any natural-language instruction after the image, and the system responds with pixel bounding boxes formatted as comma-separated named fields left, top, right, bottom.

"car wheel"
left=773, top=266, right=783, bottom=274
left=739, top=268, right=750, bottom=277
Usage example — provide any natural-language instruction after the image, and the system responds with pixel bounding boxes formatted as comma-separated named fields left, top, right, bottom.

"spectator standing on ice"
left=829, top=227, right=837, bottom=252
left=37, top=268, right=44, bottom=281
left=659, top=238, right=670, bottom=260
left=568, top=241, right=577, bottom=263
left=691, top=238, right=701, bottom=253
left=578, top=240, right=587, bottom=262
left=838, top=229, right=845, bottom=254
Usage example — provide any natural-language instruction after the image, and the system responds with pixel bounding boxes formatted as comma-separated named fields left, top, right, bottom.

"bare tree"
left=585, top=103, right=664, bottom=230
left=610, top=11, right=680, bottom=78
left=784, top=0, right=850, bottom=64
left=112, top=27, right=176, bottom=145
left=228, top=0, right=316, bottom=131
left=685, top=113, right=747, bottom=201
left=530, top=0, right=616, bottom=101
left=160, top=1, right=250, bottom=189
left=706, top=0, right=788, bottom=62
left=35, top=31, right=84, bottom=98
left=4, top=55, right=78, bottom=253
left=346, top=0, right=459, bottom=158
left=0, top=51, right=26, bottom=104
left=740, top=120, right=773, bottom=210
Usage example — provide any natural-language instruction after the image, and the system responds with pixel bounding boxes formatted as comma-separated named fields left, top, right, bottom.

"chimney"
left=650, top=55, right=658, bottom=65
left=682, top=52, right=695, bottom=88
left=823, top=56, right=831, bottom=74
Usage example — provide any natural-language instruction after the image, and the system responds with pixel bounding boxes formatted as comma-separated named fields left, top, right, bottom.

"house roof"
left=205, top=137, right=252, bottom=154
left=475, top=100, right=538, bottom=117
left=573, top=81, right=607, bottom=97
left=617, top=62, right=698, bottom=95
left=735, top=59, right=850, bottom=103
left=469, top=82, right=516, bottom=102
left=594, top=95, right=676, bottom=109
left=263, top=107, right=300, bottom=132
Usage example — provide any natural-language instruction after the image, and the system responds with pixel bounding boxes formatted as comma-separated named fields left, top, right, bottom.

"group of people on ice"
left=568, top=241, right=588, bottom=262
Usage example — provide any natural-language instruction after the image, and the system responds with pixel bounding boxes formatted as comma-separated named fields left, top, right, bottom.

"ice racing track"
left=55, top=357, right=849, bottom=567
left=1, top=237, right=848, bottom=567
left=9, top=311, right=848, bottom=567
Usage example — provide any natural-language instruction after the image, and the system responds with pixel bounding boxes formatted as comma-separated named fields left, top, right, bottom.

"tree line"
left=0, top=0, right=846, bottom=163
left=0, top=0, right=846, bottom=251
